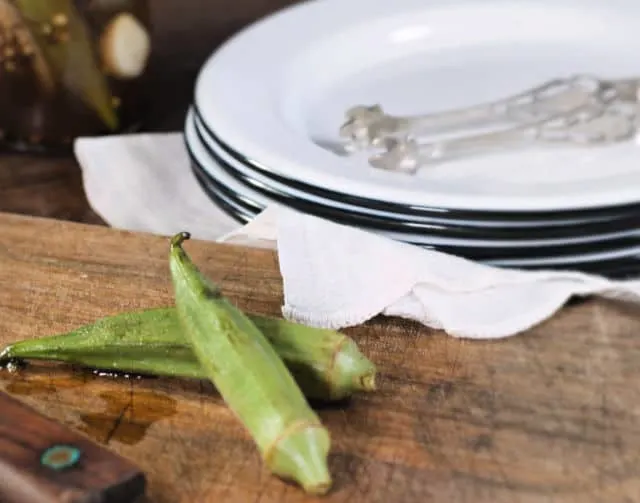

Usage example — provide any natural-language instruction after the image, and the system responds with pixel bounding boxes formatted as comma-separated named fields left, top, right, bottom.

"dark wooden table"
left=2, top=213, right=640, bottom=503
left=0, top=0, right=299, bottom=226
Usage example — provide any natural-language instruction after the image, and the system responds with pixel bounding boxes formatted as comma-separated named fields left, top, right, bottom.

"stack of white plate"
left=184, top=0, right=640, bottom=278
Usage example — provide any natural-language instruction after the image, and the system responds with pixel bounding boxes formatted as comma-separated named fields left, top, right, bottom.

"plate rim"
left=185, top=112, right=640, bottom=260
left=192, top=106, right=640, bottom=228
left=188, top=147, right=640, bottom=270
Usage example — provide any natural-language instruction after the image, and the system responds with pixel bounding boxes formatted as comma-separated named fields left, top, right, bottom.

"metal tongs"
left=339, top=75, right=640, bottom=174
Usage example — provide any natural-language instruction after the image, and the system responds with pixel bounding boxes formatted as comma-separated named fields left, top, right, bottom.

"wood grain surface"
left=0, top=213, right=640, bottom=502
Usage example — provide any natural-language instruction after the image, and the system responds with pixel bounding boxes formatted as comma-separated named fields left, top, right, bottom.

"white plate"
left=193, top=112, right=630, bottom=229
left=186, top=110, right=640, bottom=252
left=195, top=0, right=640, bottom=212
left=187, top=126, right=640, bottom=269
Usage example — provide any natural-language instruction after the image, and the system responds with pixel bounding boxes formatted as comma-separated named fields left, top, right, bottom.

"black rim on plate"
left=189, top=118, right=640, bottom=251
left=190, top=163, right=253, bottom=224
left=192, top=104, right=640, bottom=223
left=185, top=136, right=640, bottom=267
left=188, top=154, right=640, bottom=279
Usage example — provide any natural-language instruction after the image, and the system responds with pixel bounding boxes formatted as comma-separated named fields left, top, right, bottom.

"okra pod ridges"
left=0, top=308, right=378, bottom=402
left=169, top=232, right=332, bottom=494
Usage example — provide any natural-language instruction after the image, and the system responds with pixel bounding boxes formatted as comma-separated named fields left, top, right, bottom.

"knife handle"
left=0, top=391, right=146, bottom=503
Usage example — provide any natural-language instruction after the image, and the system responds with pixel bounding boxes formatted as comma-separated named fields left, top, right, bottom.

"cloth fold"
left=74, top=133, right=640, bottom=339
left=74, top=133, right=240, bottom=241
left=233, top=206, right=640, bottom=338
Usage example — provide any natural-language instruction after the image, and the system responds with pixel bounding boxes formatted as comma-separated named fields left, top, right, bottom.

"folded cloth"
left=225, top=206, right=640, bottom=339
left=75, top=133, right=640, bottom=339
left=74, top=133, right=241, bottom=241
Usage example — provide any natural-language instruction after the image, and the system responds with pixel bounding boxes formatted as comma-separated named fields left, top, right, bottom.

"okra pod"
left=169, top=232, right=332, bottom=495
left=0, top=308, right=376, bottom=401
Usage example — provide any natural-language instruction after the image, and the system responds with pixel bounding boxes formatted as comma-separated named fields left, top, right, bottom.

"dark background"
left=0, top=0, right=300, bottom=225
left=144, top=0, right=299, bottom=130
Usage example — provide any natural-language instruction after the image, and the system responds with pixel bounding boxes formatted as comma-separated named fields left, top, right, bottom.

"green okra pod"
left=169, top=232, right=332, bottom=495
left=0, top=308, right=376, bottom=401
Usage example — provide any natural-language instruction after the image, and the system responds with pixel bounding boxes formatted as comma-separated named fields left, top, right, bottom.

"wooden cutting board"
left=1, top=212, right=640, bottom=503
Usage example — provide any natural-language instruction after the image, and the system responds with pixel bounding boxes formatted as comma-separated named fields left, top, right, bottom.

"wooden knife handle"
left=0, top=391, right=146, bottom=503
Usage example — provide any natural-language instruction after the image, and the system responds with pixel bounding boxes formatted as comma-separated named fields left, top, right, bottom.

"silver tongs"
left=339, top=75, right=640, bottom=173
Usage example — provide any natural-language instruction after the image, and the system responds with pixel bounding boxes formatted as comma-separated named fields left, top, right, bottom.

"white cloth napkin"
left=74, top=133, right=241, bottom=242
left=75, top=133, right=640, bottom=339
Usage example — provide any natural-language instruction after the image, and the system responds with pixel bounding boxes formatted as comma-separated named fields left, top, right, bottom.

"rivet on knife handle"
left=0, top=390, right=146, bottom=503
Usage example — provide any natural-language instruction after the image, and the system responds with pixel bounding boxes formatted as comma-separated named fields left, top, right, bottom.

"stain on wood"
left=0, top=212, right=640, bottom=502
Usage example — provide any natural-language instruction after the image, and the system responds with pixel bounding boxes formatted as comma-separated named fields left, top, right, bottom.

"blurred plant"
left=0, top=0, right=54, bottom=93
left=12, top=0, right=118, bottom=130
